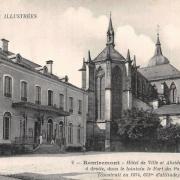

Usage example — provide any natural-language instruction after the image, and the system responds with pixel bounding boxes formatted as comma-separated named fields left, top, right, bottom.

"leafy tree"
left=118, top=108, right=161, bottom=141
left=157, top=124, right=180, bottom=143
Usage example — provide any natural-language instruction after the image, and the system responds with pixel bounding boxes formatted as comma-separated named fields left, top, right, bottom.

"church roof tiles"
left=93, top=45, right=125, bottom=62
left=139, top=64, right=180, bottom=81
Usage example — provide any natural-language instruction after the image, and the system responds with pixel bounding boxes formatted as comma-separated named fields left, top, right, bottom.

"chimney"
left=1, top=39, right=9, bottom=52
left=46, top=60, right=53, bottom=74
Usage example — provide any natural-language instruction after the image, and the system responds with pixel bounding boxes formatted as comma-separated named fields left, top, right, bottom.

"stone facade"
left=80, top=16, right=180, bottom=151
left=80, top=16, right=157, bottom=151
left=0, top=40, right=87, bottom=150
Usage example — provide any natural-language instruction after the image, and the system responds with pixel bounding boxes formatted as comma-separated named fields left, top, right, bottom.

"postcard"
left=0, top=0, right=180, bottom=179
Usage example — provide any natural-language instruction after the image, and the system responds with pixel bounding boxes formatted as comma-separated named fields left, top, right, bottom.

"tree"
left=158, top=124, right=180, bottom=143
left=118, top=108, right=161, bottom=142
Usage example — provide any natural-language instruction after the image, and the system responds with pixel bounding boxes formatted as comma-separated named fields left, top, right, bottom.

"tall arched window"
left=112, top=66, right=122, bottom=120
left=170, top=82, right=177, bottom=103
left=95, top=67, right=105, bottom=120
left=3, top=112, right=11, bottom=140
left=161, top=82, right=169, bottom=103
left=35, top=86, right=41, bottom=104
left=21, top=81, right=27, bottom=101
left=4, top=76, right=12, bottom=97
left=48, top=90, right=53, bottom=106
left=47, top=119, right=53, bottom=142
left=59, top=121, right=64, bottom=139
left=68, top=123, right=73, bottom=144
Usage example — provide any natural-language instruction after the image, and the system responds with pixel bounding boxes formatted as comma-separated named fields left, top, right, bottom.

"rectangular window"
left=59, top=94, right=64, bottom=110
left=77, top=125, right=81, bottom=143
left=78, top=100, right=82, bottom=115
left=35, top=86, right=41, bottom=104
left=4, top=117, right=10, bottom=140
left=48, top=90, right=53, bottom=106
left=21, top=81, right=27, bottom=101
left=69, top=97, right=73, bottom=113
left=4, top=76, right=12, bottom=98
left=68, top=123, right=73, bottom=144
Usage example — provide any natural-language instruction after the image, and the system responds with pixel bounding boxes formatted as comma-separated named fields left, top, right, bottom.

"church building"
left=80, top=15, right=180, bottom=151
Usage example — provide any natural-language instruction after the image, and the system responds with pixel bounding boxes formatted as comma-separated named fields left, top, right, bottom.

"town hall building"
left=0, top=38, right=87, bottom=154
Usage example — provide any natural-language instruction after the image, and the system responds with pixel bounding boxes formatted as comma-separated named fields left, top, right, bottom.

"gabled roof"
left=93, top=45, right=125, bottom=62
left=154, top=104, right=180, bottom=116
left=138, top=64, right=180, bottom=81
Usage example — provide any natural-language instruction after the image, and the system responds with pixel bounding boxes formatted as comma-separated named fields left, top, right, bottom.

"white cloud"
left=116, top=25, right=155, bottom=67
left=0, top=4, right=157, bottom=86
left=162, top=24, right=180, bottom=50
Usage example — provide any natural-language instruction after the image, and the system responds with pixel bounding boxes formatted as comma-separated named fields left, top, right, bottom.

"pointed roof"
left=126, top=49, right=131, bottom=61
left=87, top=50, right=92, bottom=62
left=93, top=45, right=125, bottom=62
left=133, top=55, right=136, bottom=67
left=155, top=33, right=162, bottom=55
left=79, top=58, right=86, bottom=71
left=148, top=32, right=169, bottom=67
left=107, top=13, right=114, bottom=35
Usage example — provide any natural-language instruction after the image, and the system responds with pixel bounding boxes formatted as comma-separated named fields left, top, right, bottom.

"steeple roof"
left=94, top=13, right=125, bottom=62
left=87, top=50, right=92, bottom=62
left=106, top=13, right=115, bottom=47
left=107, top=13, right=114, bottom=35
left=148, top=32, right=169, bottom=67
left=126, top=49, right=131, bottom=61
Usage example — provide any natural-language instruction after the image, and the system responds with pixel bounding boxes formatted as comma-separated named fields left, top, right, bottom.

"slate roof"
left=138, top=64, right=180, bottom=81
left=93, top=45, right=125, bottom=62
left=154, top=104, right=180, bottom=115
left=3, top=50, right=40, bottom=68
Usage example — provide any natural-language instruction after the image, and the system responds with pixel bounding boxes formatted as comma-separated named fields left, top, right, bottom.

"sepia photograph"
left=0, top=0, right=180, bottom=179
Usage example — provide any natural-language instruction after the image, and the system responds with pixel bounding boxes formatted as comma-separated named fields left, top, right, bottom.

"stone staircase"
left=33, top=144, right=63, bottom=154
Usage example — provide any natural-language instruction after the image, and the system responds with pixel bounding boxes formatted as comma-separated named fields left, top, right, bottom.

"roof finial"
left=107, top=12, right=114, bottom=33
left=156, top=24, right=161, bottom=45
left=87, top=50, right=92, bottom=62
left=126, top=49, right=131, bottom=61
left=106, top=12, right=115, bottom=47
left=154, top=24, right=163, bottom=55
left=157, top=24, right=160, bottom=36
left=79, top=57, right=86, bottom=71
left=133, top=55, right=136, bottom=67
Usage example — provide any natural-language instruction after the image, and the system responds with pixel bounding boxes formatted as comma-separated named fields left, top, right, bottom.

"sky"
left=0, top=0, right=180, bottom=87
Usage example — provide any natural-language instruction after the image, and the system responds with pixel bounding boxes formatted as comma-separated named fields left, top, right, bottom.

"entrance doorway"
left=34, top=121, right=41, bottom=143
left=47, top=119, right=53, bottom=143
